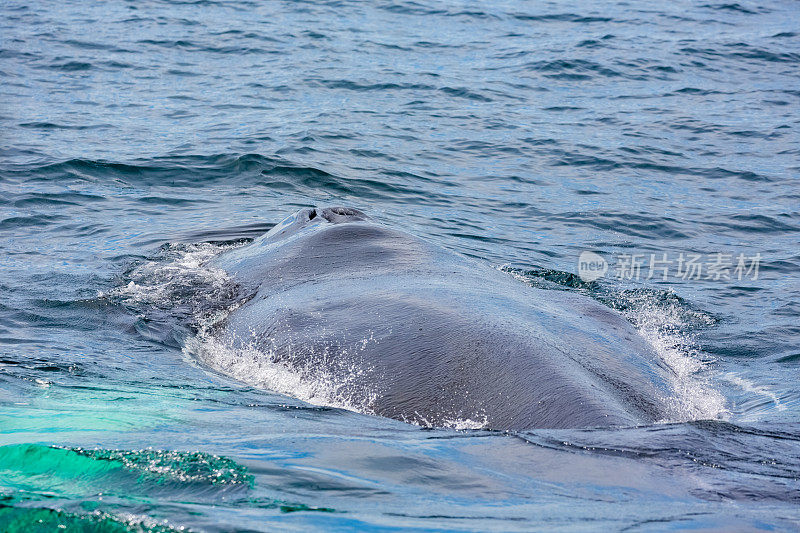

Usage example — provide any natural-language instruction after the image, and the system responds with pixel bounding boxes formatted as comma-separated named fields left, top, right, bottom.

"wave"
left=0, top=506, right=182, bottom=533
left=0, top=443, right=252, bottom=509
left=517, top=420, right=800, bottom=502
left=0, top=444, right=256, bottom=532
left=1, top=154, right=447, bottom=204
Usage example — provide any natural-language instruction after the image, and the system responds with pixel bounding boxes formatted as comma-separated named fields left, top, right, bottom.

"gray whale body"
left=207, top=207, right=674, bottom=430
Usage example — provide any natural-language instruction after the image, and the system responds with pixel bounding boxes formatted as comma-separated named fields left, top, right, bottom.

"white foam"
left=441, top=415, right=489, bottom=431
left=184, top=323, right=382, bottom=415
left=398, top=410, right=489, bottom=431
left=617, top=290, right=729, bottom=423
left=101, top=242, right=235, bottom=308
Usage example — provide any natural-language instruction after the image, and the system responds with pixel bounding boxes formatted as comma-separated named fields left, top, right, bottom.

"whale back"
left=207, top=214, right=674, bottom=430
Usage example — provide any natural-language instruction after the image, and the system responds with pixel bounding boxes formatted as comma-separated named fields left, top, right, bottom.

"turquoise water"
left=1, top=0, right=799, bottom=530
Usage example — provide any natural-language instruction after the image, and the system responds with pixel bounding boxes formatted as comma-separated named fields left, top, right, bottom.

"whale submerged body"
left=206, top=207, right=674, bottom=430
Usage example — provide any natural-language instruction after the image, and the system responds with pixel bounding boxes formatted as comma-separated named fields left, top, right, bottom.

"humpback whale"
left=203, top=207, right=673, bottom=430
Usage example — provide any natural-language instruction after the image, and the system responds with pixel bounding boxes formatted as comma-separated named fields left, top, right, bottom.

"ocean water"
left=1, top=0, right=799, bottom=530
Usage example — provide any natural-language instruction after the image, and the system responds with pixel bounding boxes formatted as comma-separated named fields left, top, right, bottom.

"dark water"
left=2, top=0, right=799, bottom=530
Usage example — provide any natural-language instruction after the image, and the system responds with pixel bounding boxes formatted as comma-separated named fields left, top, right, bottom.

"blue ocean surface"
left=1, top=0, right=799, bottom=530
